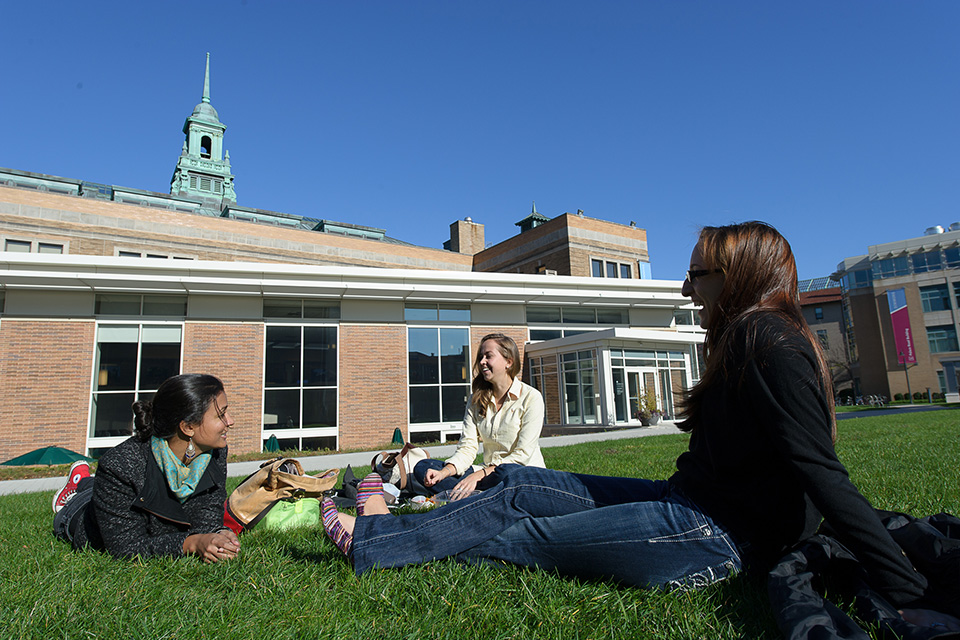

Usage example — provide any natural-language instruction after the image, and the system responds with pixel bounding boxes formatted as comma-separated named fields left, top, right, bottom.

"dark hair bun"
left=132, top=400, right=154, bottom=439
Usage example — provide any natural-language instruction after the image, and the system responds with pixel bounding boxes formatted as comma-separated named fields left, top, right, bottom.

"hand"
left=424, top=467, right=447, bottom=488
left=183, top=530, right=241, bottom=564
left=899, top=608, right=960, bottom=631
left=449, top=471, right=483, bottom=500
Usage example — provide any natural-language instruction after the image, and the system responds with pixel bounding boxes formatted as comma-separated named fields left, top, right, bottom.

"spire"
left=516, top=202, right=551, bottom=233
left=171, top=53, right=235, bottom=205
left=202, top=52, right=211, bottom=104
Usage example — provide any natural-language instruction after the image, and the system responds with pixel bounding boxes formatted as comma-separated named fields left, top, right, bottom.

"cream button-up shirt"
left=444, top=377, right=546, bottom=475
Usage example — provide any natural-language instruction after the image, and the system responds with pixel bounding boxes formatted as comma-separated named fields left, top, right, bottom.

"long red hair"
left=679, top=222, right=836, bottom=439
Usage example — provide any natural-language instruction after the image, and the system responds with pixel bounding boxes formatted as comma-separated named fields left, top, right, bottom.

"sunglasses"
left=685, top=269, right=723, bottom=282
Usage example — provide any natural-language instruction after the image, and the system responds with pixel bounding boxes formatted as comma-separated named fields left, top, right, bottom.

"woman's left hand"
left=184, top=530, right=241, bottom=563
left=449, top=470, right=484, bottom=500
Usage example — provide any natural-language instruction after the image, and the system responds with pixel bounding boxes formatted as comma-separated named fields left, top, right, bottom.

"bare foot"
left=338, top=512, right=356, bottom=536
left=362, top=494, right=390, bottom=516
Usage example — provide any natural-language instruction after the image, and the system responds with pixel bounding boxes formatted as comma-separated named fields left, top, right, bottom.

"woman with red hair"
left=321, top=222, right=947, bottom=627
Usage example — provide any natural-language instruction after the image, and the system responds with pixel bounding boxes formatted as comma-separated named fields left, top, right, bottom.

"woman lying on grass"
left=52, top=373, right=240, bottom=563
left=321, top=222, right=956, bottom=630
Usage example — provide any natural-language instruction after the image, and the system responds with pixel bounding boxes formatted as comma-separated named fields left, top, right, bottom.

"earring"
left=184, top=438, right=197, bottom=461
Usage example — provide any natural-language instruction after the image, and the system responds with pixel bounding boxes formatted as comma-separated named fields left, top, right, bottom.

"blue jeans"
left=412, top=459, right=509, bottom=495
left=352, top=466, right=742, bottom=589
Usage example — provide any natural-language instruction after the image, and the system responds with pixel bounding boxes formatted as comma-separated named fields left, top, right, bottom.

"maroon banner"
left=886, top=288, right=916, bottom=364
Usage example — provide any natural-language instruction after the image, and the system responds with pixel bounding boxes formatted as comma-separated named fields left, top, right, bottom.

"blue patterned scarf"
left=150, top=436, right=211, bottom=503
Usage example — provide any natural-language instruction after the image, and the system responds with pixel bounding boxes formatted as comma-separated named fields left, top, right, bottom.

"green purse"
left=260, top=496, right=321, bottom=530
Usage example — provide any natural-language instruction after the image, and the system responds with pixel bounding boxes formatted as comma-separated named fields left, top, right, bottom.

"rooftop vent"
left=924, top=225, right=944, bottom=236
left=950, top=222, right=960, bottom=232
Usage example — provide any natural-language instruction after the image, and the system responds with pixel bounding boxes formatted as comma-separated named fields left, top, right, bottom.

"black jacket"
left=73, top=437, right=227, bottom=559
left=768, top=511, right=960, bottom=640
left=670, top=313, right=926, bottom=606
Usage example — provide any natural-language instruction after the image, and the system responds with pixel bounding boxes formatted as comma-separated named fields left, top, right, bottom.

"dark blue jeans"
left=52, top=476, right=94, bottom=543
left=352, top=466, right=742, bottom=589
left=412, top=459, right=508, bottom=495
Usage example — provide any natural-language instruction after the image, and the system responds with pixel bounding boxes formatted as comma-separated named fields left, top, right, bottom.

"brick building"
left=798, top=278, right=854, bottom=397
left=833, top=225, right=960, bottom=402
left=0, top=57, right=699, bottom=461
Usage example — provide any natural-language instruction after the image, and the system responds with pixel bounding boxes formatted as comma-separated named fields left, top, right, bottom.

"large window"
left=263, top=325, right=338, bottom=451
left=927, top=325, right=959, bottom=354
left=527, top=305, right=629, bottom=341
left=844, top=269, right=873, bottom=289
left=920, top=284, right=951, bottom=313
left=264, top=298, right=340, bottom=319
left=562, top=350, right=598, bottom=425
left=404, top=304, right=470, bottom=323
left=872, top=257, right=909, bottom=280
left=96, top=294, right=188, bottom=316
left=408, top=327, right=470, bottom=425
left=90, top=324, right=182, bottom=443
left=912, top=250, right=943, bottom=274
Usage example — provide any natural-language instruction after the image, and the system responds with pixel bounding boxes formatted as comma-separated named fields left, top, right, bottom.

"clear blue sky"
left=3, top=1, right=958, bottom=281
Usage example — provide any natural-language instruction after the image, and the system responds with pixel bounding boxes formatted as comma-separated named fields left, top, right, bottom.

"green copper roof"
left=190, top=53, right=221, bottom=124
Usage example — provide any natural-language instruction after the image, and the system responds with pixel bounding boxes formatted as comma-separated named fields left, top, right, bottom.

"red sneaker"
left=52, top=460, right=91, bottom=513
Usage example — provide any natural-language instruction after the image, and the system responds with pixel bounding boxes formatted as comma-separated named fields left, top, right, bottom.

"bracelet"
left=483, top=467, right=491, bottom=477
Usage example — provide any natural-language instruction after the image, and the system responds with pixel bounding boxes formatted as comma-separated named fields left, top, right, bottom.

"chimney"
left=447, top=217, right=485, bottom=255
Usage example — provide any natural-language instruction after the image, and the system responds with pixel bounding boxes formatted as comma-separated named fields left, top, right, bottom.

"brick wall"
left=474, top=213, right=648, bottom=277
left=182, top=322, right=264, bottom=454
left=537, top=354, right=562, bottom=425
left=0, top=319, right=95, bottom=460
left=339, top=324, right=408, bottom=449
left=0, top=186, right=473, bottom=271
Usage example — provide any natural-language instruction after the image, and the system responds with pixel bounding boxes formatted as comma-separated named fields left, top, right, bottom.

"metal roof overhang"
left=0, top=255, right=688, bottom=309
left=525, top=327, right=704, bottom=355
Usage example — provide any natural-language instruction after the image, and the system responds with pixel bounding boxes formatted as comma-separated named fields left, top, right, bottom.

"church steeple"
left=170, top=53, right=236, bottom=207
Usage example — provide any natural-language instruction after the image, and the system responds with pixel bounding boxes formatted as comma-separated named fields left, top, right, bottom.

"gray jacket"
left=73, top=437, right=227, bottom=558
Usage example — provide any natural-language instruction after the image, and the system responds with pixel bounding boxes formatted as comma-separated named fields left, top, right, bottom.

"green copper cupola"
left=170, top=53, right=237, bottom=206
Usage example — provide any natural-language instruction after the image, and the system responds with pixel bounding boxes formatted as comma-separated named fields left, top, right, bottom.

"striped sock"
left=356, top=473, right=384, bottom=517
left=321, top=499, right=352, bottom=556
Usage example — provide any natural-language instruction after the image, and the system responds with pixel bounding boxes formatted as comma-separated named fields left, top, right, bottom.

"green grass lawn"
left=1, top=412, right=957, bottom=639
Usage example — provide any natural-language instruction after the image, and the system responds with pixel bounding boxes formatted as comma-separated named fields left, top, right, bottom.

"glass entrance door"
left=613, top=368, right=660, bottom=423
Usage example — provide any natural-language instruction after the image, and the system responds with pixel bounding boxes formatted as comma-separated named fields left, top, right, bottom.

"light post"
left=899, top=351, right=912, bottom=402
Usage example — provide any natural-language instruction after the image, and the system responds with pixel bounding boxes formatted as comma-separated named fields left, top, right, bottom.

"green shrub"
left=894, top=393, right=904, bottom=401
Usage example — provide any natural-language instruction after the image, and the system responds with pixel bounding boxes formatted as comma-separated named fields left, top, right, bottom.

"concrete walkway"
left=1, top=423, right=683, bottom=496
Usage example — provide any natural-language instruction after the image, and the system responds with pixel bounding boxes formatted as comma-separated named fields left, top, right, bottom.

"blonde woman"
left=413, top=333, right=545, bottom=498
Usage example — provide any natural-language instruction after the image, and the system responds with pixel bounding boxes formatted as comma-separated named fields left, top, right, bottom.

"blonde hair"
left=470, top=333, right=521, bottom=416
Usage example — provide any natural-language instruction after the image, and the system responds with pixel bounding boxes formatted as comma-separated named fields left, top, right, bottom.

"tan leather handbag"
left=223, top=458, right=339, bottom=533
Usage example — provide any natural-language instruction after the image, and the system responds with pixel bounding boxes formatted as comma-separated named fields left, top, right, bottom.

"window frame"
left=926, top=324, right=959, bottom=354
left=87, top=320, right=185, bottom=454
left=262, top=321, right=340, bottom=452
left=406, top=324, right=472, bottom=439
left=920, top=284, right=951, bottom=313
left=589, top=257, right=633, bottom=279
